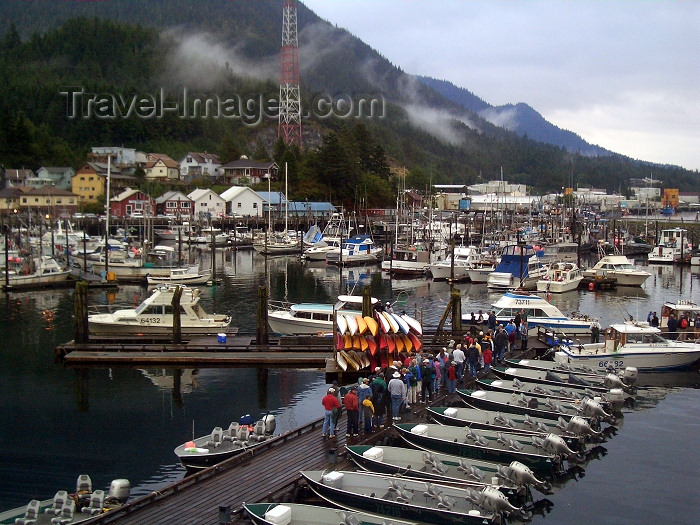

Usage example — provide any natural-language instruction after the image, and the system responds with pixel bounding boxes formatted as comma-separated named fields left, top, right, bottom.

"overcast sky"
left=303, top=0, right=699, bottom=172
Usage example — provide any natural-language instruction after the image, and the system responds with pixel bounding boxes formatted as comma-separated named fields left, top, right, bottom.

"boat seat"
left=422, top=482, right=442, bottom=500
left=516, top=394, right=529, bottom=406
left=395, top=488, right=413, bottom=504
left=234, top=426, right=250, bottom=446
left=50, top=499, right=75, bottom=525
left=14, top=499, right=40, bottom=525
left=223, top=422, right=240, bottom=441
left=436, top=493, right=456, bottom=510
left=386, top=479, right=406, bottom=495
left=81, top=490, right=105, bottom=516
left=44, top=491, right=68, bottom=515
left=508, top=439, right=524, bottom=452
left=342, top=515, right=361, bottom=525
left=457, top=460, right=485, bottom=481
left=431, top=461, right=448, bottom=475
left=494, top=413, right=517, bottom=428
left=206, top=427, right=224, bottom=448
left=75, top=474, right=92, bottom=493
left=250, top=420, right=268, bottom=442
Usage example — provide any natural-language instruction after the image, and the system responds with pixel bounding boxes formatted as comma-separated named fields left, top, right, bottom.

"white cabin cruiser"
left=2, top=255, right=71, bottom=289
left=647, top=228, right=691, bottom=264
left=554, top=321, right=700, bottom=371
left=429, top=245, right=480, bottom=281
left=466, top=291, right=593, bottom=334
left=487, top=245, right=547, bottom=290
left=582, top=255, right=650, bottom=287
left=88, top=284, right=232, bottom=336
left=536, top=262, right=583, bottom=293
left=267, top=295, right=379, bottom=335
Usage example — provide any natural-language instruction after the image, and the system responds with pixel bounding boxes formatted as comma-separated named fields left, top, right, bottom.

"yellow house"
left=145, top=153, right=180, bottom=181
left=72, top=162, right=107, bottom=203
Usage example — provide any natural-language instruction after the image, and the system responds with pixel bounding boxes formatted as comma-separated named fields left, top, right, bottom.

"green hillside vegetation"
left=0, top=3, right=696, bottom=210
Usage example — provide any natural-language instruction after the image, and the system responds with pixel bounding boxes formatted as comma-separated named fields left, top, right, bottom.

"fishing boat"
left=253, top=232, right=301, bottom=255
left=492, top=365, right=636, bottom=394
left=426, top=406, right=600, bottom=443
left=554, top=321, right=700, bottom=371
left=536, top=262, right=583, bottom=293
left=465, top=257, right=497, bottom=284
left=381, top=245, right=432, bottom=276
left=503, top=358, right=638, bottom=387
left=326, top=235, right=382, bottom=266
left=88, top=284, right=232, bottom=336
left=174, top=415, right=276, bottom=471
left=301, top=469, right=520, bottom=525
left=429, top=245, right=480, bottom=281
left=457, top=389, right=614, bottom=424
left=647, top=228, right=692, bottom=264
left=0, top=475, right=130, bottom=525
left=267, top=295, right=380, bottom=336
left=2, top=255, right=71, bottom=290
left=146, top=264, right=212, bottom=286
left=536, top=242, right=579, bottom=264
left=476, top=378, right=625, bottom=412
left=487, top=245, right=547, bottom=290
left=302, top=212, right=353, bottom=261
left=394, top=423, right=571, bottom=475
left=659, top=300, right=700, bottom=328
left=90, top=245, right=180, bottom=281
left=581, top=255, right=650, bottom=287
left=243, top=502, right=421, bottom=525
left=463, top=290, right=593, bottom=334
left=346, top=445, right=540, bottom=498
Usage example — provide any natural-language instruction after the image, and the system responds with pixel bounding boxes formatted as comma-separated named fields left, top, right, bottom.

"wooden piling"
left=73, top=280, right=89, bottom=344
left=171, top=285, right=182, bottom=344
left=257, top=286, right=269, bottom=345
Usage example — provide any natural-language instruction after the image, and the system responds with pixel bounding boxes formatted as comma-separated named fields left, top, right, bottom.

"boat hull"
left=554, top=348, right=700, bottom=372
left=457, top=389, right=581, bottom=421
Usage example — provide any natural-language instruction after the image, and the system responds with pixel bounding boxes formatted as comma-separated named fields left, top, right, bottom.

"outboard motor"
left=621, top=366, right=638, bottom=385
left=506, top=461, right=548, bottom=490
left=108, top=479, right=131, bottom=504
left=604, top=372, right=628, bottom=391
left=601, top=388, right=626, bottom=412
left=581, top=397, right=613, bottom=422
left=566, top=415, right=602, bottom=439
left=543, top=434, right=578, bottom=459
left=479, top=486, right=521, bottom=516
left=262, top=414, right=276, bottom=434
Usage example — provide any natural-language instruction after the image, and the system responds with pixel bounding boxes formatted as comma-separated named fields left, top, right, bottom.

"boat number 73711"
left=514, top=299, right=531, bottom=305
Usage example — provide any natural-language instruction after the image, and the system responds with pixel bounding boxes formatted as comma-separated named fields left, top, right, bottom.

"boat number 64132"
left=139, top=317, right=162, bottom=324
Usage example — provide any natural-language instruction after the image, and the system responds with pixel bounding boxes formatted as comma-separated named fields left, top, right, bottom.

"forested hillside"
left=0, top=0, right=695, bottom=208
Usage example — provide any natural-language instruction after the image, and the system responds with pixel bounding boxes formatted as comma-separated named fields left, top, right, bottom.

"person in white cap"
left=387, top=371, right=406, bottom=421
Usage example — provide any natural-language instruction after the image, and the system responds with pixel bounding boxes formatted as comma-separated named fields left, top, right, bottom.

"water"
left=1, top=250, right=699, bottom=524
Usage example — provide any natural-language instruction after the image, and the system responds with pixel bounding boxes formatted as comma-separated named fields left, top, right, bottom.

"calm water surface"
left=0, top=250, right=698, bottom=524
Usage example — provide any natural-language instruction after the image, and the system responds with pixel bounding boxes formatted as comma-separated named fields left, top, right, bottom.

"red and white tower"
left=279, top=0, right=302, bottom=148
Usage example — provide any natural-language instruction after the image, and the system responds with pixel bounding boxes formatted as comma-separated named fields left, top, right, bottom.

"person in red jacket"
left=344, top=386, right=360, bottom=437
left=322, top=387, right=341, bottom=438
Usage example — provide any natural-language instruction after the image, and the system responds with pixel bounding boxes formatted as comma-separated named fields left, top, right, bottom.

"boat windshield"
left=613, top=263, right=635, bottom=270
left=625, top=332, right=668, bottom=344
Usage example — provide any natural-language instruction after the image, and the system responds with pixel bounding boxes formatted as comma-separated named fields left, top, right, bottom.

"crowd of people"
left=322, top=310, right=531, bottom=438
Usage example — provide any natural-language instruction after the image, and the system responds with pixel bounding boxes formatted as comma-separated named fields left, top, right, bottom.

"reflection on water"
left=0, top=251, right=698, bottom=519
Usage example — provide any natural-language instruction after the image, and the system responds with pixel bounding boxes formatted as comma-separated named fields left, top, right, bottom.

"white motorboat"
left=429, top=245, right=480, bottom=281
left=581, top=255, right=650, bottom=287
left=487, top=245, right=547, bottom=290
left=2, top=255, right=71, bottom=289
left=554, top=321, right=700, bottom=371
left=464, top=290, right=593, bottom=334
left=536, top=262, right=583, bottom=293
left=659, top=300, right=700, bottom=329
left=90, top=245, right=179, bottom=281
left=466, top=258, right=497, bottom=283
left=647, top=228, right=692, bottom=264
left=146, top=265, right=212, bottom=286
left=253, top=232, right=301, bottom=255
left=267, top=294, right=379, bottom=335
left=381, top=245, right=432, bottom=276
left=0, top=475, right=130, bottom=525
left=88, top=284, right=232, bottom=336
left=326, top=235, right=382, bottom=266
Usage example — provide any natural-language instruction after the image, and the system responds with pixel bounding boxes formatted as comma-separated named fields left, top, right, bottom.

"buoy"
left=588, top=282, right=595, bottom=291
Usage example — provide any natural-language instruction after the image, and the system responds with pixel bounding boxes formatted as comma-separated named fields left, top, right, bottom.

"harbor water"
left=0, top=249, right=698, bottom=524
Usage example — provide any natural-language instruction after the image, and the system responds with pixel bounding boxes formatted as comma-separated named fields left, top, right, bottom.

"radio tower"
left=279, top=0, right=302, bottom=148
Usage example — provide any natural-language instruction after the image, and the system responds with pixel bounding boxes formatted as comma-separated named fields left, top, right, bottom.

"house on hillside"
left=89, top=147, right=146, bottom=170
left=145, top=153, right=180, bottom=181
left=110, top=188, right=155, bottom=218
left=72, top=162, right=135, bottom=204
left=33, top=167, right=76, bottom=190
left=155, top=191, right=194, bottom=219
left=0, top=187, right=26, bottom=215
left=4, top=169, right=34, bottom=187
left=6, top=186, right=79, bottom=217
left=188, top=188, right=226, bottom=219
left=220, top=157, right=278, bottom=185
left=179, top=152, right=221, bottom=180
left=220, top=186, right=265, bottom=218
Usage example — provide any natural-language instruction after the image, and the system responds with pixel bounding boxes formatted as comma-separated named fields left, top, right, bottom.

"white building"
left=179, top=152, right=221, bottom=180
left=188, top=188, right=226, bottom=219
left=220, top=186, right=266, bottom=218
